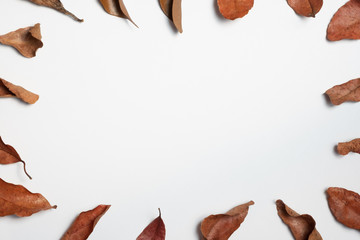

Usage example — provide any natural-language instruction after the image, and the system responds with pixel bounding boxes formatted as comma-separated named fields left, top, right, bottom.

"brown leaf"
left=200, top=201, right=254, bottom=240
left=327, top=187, right=360, bottom=229
left=61, top=205, right=111, bottom=240
left=276, top=200, right=322, bottom=240
left=99, top=0, right=138, bottom=27
left=325, top=78, right=360, bottom=105
left=217, top=0, right=254, bottom=20
left=0, top=137, right=31, bottom=180
left=286, top=0, right=323, bottom=17
left=159, top=0, right=183, bottom=33
left=28, top=0, right=83, bottom=22
left=137, top=209, right=166, bottom=240
left=0, top=78, right=39, bottom=104
left=0, top=178, right=56, bottom=217
left=327, top=0, right=360, bottom=41
left=0, top=24, right=43, bottom=58
left=337, top=138, right=360, bottom=155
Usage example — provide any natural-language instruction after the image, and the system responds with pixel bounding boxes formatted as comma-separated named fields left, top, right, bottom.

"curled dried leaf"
left=287, top=0, right=323, bottom=17
left=159, top=0, right=183, bottom=33
left=327, top=0, right=360, bottom=41
left=201, top=201, right=254, bottom=240
left=28, top=0, right=83, bottom=22
left=137, top=209, right=166, bottom=240
left=217, top=0, right=254, bottom=20
left=0, top=178, right=56, bottom=217
left=276, top=200, right=322, bottom=240
left=61, top=205, right=111, bottom=240
left=325, top=78, right=360, bottom=105
left=0, top=24, right=42, bottom=58
left=99, top=0, right=138, bottom=27
left=327, top=187, right=360, bottom=229
left=0, top=136, right=31, bottom=180
left=0, top=78, right=39, bottom=104
left=337, top=138, right=360, bottom=155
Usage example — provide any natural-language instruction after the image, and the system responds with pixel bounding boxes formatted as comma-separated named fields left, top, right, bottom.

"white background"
left=0, top=0, right=359, bottom=239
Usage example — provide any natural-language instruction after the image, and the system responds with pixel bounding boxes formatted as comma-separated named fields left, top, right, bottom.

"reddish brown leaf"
left=337, top=138, right=360, bottom=155
left=325, top=78, right=360, bottom=105
left=200, top=201, right=254, bottom=240
left=327, top=0, right=360, bottom=41
left=159, top=0, right=183, bottom=33
left=0, top=78, right=39, bottom=104
left=217, top=0, right=254, bottom=20
left=327, top=187, right=360, bottom=229
left=276, top=200, right=322, bottom=240
left=137, top=209, right=166, bottom=240
left=28, top=0, right=83, bottom=22
left=99, top=0, right=138, bottom=27
left=160, top=0, right=172, bottom=19
left=61, top=205, right=110, bottom=240
left=0, top=136, right=31, bottom=180
left=0, top=24, right=42, bottom=58
left=0, top=178, right=56, bottom=217
left=287, top=0, right=323, bottom=17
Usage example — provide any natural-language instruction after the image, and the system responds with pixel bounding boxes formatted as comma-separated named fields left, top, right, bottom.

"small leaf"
left=217, top=0, right=254, bottom=20
left=327, top=0, right=360, bottom=41
left=201, top=201, right=254, bottom=240
left=28, top=0, right=83, bottom=22
left=276, top=200, right=322, bottom=240
left=0, top=136, right=31, bottom=179
left=137, top=209, right=166, bottom=240
left=325, top=78, right=360, bottom=105
left=99, top=0, right=138, bottom=27
left=286, top=0, right=323, bottom=17
left=0, top=178, right=56, bottom=217
left=0, top=78, right=39, bottom=104
left=327, top=187, right=360, bottom=230
left=0, top=24, right=43, bottom=58
left=159, top=0, right=183, bottom=33
left=337, top=138, right=360, bottom=155
left=61, top=205, right=111, bottom=240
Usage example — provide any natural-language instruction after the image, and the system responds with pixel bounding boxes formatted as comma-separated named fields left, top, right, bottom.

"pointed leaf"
left=99, top=0, right=138, bottom=27
left=287, top=0, right=323, bottom=17
left=160, top=0, right=172, bottom=19
left=325, top=78, right=360, bottom=105
left=337, top=138, right=360, bottom=155
left=137, top=209, right=166, bottom=240
left=159, top=0, right=183, bottom=33
left=0, top=78, right=39, bottom=104
left=217, top=0, right=254, bottom=20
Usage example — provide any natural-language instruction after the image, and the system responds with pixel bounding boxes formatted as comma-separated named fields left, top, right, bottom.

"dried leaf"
left=0, top=24, right=43, bottom=58
left=28, top=0, right=83, bottom=22
left=327, top=0, right=360, bottom=41
left=159, top=0, right=183, bottom=33
left=99, top=0, right=138, bottom=27
left=137, top=209, right=166, bottom=240
left=61, top=205, right=111, bottom=240
left=286, top=0, right=323, bottom=17
left=325, top=78, right=360, bottom=105
left=200, top=201, right=254, bottom=240
left=0, top=137, right=31, bottom=180
left=276, top=200, right=322, bottom=240
left=0, top=78, right=39, bottom=104
left=217, top=0, right=254, bottom=20
left=327, top=187, right=360, bottom=229
left=337, top=138, right=360, bottom=155
left=0, top=178, right=56, bottom=217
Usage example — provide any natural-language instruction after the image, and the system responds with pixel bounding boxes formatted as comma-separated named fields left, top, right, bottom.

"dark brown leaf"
left=159, top=0, right=183, bottom=33
left=287, top=0, right=323, bottom=17
left=201, top=201, right=254, bottom=240
left=61, top=205, right=111, bottom=240
left=325, top=78, right=360, bottom=105
left=99, top=0, right=138, bottom=27
left=0, top=78, right=39, bottom=104
left=337, top=138, right=360, bottom=155
left=217, top=0, right=254, bottom=20
left=137, top=209, right=166, bottom=240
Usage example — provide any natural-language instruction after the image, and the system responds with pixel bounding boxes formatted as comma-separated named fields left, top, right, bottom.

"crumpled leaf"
left=327, top=0, right=360, bottom=41
left=0, top=24, right=43, bottom=58
left=0, top=136, right=31, bottom=180
left=286, top=0, right=323, bottom=17
left=200, top=201, right=254, bottom=240
left=61, top=205, right=111, bottom=240
left=137, top=209, right=166, bottom=240
left=28, top=0, right=83, bottom=22
left=325, top=78, right=360, bottom=105
left=159, top=0, right=183, bottom=33
left=0, top=78, right=39, bottom=104
left=0, top=178, right=56, bottom=217
left=337, top=138, right=360, bottom=155
left=327, top=187, right=360, bottom=229
left=276, top=200, right=322, bottom=240
left=99, top=0, right=138, bottom=27
left=217, top=0, right=254, bottom=20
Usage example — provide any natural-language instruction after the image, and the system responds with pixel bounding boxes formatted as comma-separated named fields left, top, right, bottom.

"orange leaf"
left=325, top=78, right=360, bottom=105
left=217, top=0, right=254, bottom=20
left=137, top=209, right=166, bottom=240
left=0, top=78, right=39, bottom=104
left=61, top=205, right=111, bottom=240
left=99, top=0, right=138, bottom=27
left=337, top=138, right=360, bottom=155
left=200, top=201, right=254, bottom=240
left=286, top=0, right=323, bottom=17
